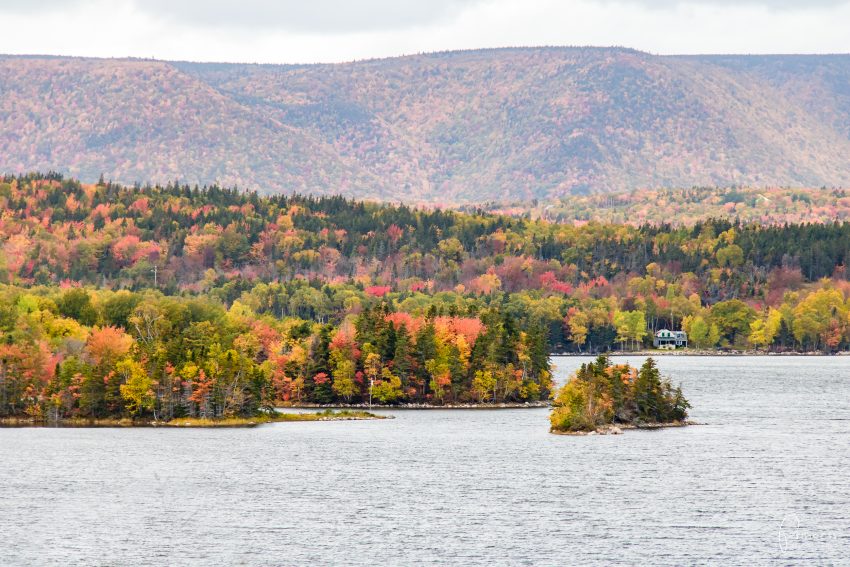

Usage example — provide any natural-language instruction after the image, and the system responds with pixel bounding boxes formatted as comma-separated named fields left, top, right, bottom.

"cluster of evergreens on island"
left=550, top=356, right=690, bottom=434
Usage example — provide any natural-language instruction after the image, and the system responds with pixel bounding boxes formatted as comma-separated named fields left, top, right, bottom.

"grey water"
left=1, top=356, right=848, bottom=566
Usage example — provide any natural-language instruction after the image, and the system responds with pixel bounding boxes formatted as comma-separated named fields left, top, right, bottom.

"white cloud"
left=139, top=0, right=482, bottom=33
left=0, top=0, right=848, bottom=63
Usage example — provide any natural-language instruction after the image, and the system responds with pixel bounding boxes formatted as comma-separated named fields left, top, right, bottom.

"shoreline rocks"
left=550, top=420, right=696, bottom=436
left=281, top=401, right=551, bottom=410
left=551, top=350, right=849, bottom=357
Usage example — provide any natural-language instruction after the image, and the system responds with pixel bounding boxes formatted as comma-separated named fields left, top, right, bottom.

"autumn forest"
left=2, top=172, right=850, bottom=421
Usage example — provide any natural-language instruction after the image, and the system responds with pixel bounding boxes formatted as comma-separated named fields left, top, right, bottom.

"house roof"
left=655, top=329, right=686, bottom=338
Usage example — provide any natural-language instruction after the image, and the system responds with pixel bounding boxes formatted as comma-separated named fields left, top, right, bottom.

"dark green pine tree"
left=497, top=313, right=519, bottom=365
left=633, top=357, right=664, bottom=422
left=307, top=325, right=334, bottom=404
left=525, top=322, right=550, bottom=381
left=414, top=321, right=437, bottom=400
left=670, top=385, right=691, bottom=422
left=355, top=306, right=377, bottom=346
left=776, top=319, right=795, bottom=350
left=379, top=320, right=397, bottom=362
left=393, top=323, right=413, bottom=389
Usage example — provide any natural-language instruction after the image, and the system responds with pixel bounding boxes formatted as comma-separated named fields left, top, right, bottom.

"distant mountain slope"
left=483, top=186, right=850, bottom=226
left=2, top=48, right=850, bottom=202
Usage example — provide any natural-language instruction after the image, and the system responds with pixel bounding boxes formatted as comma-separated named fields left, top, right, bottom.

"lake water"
left=1, top=356, right=848, bottom=565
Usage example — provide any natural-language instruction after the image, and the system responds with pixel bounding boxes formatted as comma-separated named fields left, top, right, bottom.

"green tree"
left=117, top=358, right=155, bottom=417
left=710, top=300, right=756, bottom=347
left=331, top=358, right=357, bottom=402
left=792, top=287, right=847, bottom=351
left=372, top=368, right=403, bottom=404
left=57, top=288, right=99, bottom=326
left=472, top=369, right=497, bottom=403
left=633, top=358, right=664, bottom=422
left=716, top=244, right=744, bottom=267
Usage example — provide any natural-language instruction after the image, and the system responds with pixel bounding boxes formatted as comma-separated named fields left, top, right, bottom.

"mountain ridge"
left=2, top=47, right=850, bottom=203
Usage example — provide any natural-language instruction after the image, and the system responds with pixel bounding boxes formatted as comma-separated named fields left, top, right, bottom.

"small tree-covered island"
left=550, top=356, right=691, bottom=435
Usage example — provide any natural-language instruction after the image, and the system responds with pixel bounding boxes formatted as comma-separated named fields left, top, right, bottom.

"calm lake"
left=1, top=356, right=848, bottom=565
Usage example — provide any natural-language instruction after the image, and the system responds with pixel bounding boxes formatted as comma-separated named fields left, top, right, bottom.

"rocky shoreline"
left=551, top=420, right=696, bottom=436
left=0, top=410, right=386, bottom=428
left=552, top=350, right=849, bottom=356
left=281, top=401, right=551, bottom=410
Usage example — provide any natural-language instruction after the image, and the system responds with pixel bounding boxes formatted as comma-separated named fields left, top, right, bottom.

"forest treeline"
left=3, top=172, right=850, bottom=418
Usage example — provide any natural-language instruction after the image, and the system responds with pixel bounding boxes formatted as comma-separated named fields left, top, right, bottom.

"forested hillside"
left=6, top=172, right=850, bottom=419
left=486, top=186, right=850, bottom=226
left=3, top=49, right=850, bottom=202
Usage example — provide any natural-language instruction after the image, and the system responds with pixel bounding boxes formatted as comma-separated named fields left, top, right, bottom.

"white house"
left=653, top=329, right=688, bottom=349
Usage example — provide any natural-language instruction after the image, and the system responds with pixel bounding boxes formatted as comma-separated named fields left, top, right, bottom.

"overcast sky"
left=1, top=0, right=849, bottom=63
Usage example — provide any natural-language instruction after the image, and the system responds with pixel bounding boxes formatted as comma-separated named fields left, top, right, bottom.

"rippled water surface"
left=2, top=356, right=849, bottom=565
